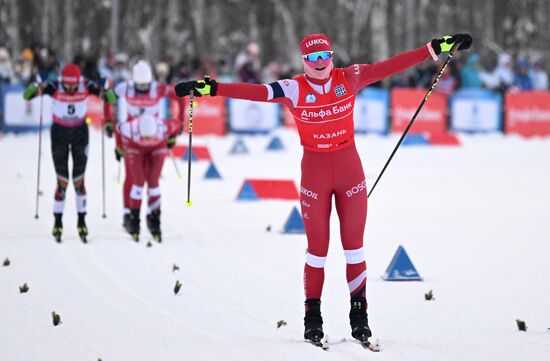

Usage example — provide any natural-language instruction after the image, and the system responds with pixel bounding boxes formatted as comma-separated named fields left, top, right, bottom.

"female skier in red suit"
left=174, top=32, right=472, bottom=345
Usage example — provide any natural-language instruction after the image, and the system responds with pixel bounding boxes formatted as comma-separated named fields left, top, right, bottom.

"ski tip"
left=365, top=338, right=381, bottom=352
left=305, top=340, right=329, bottom=351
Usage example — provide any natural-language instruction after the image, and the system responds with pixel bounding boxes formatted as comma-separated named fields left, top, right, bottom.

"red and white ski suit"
left=214, top=45, right=432, bottom=300
left=116, top=118, right=181, bottom=214
left=104, top=81, right=184, bottom=214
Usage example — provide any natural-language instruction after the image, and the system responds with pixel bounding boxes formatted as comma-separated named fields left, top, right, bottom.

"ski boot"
left=349, top=296, right=372, bottom=342
left=304, top=298, right=325, bottom=348
left=52, top=213, right=63, bottom=243
left=146, top=209, right=162, bottom=243
left=77, top=212, right=88, bottom=243
left=123, top=213, right=132, bottom=234
left=129, top=209, right=140, bottom=242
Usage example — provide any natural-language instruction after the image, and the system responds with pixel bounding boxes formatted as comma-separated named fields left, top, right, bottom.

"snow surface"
left=1, top=128, right=549, bottom=361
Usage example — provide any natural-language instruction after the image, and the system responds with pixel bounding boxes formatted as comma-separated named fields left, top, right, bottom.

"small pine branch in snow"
left=51, top=311, right=61, bottom=326
left=146, top=241, right=152, bottom=248
left=516, top=319, right=527, bottom=331
left=172, top=264, right=179, bottom=273
left=3, top=258, right=10, bottom=266
left=174, top=280, right=182, bottom=295
left=19, top=283, right=29, bottom=293
left=276, top=320, right=287, bottom=329
left=266, top=225, right=272, bottom=232
left=424, top=289, right=434, bottom=301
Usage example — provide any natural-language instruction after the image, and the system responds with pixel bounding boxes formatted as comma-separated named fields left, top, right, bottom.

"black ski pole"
left=368, top=43, right=461, bottom=198
left=186, top=94, right=194, bottom=207
left=34, top=87, right=44, bottom=219
left=101, top=116, right=107, bottom=218
left=170, top=149, right=182, bottom=179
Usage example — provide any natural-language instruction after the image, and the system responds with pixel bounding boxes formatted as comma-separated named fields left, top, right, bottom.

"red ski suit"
left=216, top=45, right=431, bottom=300
left=104, top=81, right=184, bottom=213
left=116, top=118, right=181, bottom=214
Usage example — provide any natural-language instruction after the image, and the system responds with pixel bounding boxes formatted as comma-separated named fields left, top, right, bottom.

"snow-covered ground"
left=1, top=128, right=549, bottom=361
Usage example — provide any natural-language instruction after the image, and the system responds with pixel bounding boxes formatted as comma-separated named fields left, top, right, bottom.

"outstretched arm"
left=346, top=34, right=473, bottom=92
left=345, top=45, right=432, bottom=92
left=23, top=81, right=56, bottom=100
left=174, top=77, right=295, bottom=108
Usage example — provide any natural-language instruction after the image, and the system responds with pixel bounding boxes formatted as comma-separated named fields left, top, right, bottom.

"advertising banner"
left=2, top=85, right=53, bottom=132
left=505, top=91, right=550, bottom=137
left=450, top=89, right=502, bottom=133
left=354, top=88, right=389, bottom=134
left=391, top=88, right=447, bottom=134
left=228, top=99, right=279, bottom=133
left=179, top=96, right=226, bottom=135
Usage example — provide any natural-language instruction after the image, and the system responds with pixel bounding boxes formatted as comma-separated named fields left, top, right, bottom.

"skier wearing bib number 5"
left=175, top=33, right=472, bottom=346
left=23, top=64, right=116, bottom=243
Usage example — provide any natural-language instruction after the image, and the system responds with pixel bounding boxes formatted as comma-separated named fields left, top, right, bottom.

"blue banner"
left=2, top=83, right=53, bottom=133
left=354, top=87, right=389, bottom=134
left=450, top=89, right=502, bottom=133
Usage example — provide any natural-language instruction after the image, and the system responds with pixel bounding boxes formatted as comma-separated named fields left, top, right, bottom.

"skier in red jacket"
left=104, top=60, right=184, bottom=235
left=115, top=114, right=181, bottom=242
left=174, top=33, right=472, bottom=346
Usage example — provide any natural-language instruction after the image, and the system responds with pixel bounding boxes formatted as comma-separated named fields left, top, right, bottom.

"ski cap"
left=139, top=114, right=158, bottom=138
left=61, top=64, right=81, bottom=85
left=300, top=33, right=332, bottom=55
left=133, top=60, right=153, bottom=84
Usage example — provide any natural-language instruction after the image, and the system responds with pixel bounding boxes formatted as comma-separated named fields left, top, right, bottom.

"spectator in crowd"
left=98, top=50, right=115, bottom=80
left=216, top=57, right=235, bottom=83
left=112, top=53, right=131, bottom=85
left=460, top=54, right=482, bottom=89
left=412, top=61, right=438, bottom=89
left=192, top=56, right=217, bottom=79
left=480, top=56, right=501, bottom=91
left=155, top=61, right=170, bottom=83
left=38, top=49, right=60, bottom=82
left=0, top=48, right=14, bottom=84
left=234, top=41, right=261, bottom=83
left=494, top=53, right=514, bottom=92
left=0, top=47, right=14, bottom=132
left=513, top=59, right=533, bottom=91
left=261, top=61, right=281, bottom=83
left=435, top=69, right=458, bottom=95
left=163, top=56, right=177, bottom=84
left=390, top=70, right=416, bottom=88
left=172, top=60, right=191, bottom=84
left=15, top=48, right=35, bottom=84
left=530, top=57, right=548, bottom=90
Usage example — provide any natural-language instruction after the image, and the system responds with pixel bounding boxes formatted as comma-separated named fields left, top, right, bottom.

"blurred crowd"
left=1, top=42, right=548, bottom=93
left=388, top=51, right=549, bottom=95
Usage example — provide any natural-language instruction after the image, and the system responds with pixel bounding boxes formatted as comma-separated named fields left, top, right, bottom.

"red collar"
left=304, top=74, right=331, bottom=85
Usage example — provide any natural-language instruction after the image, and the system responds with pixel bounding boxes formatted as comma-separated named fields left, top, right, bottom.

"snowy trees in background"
left=0, top=0, right=549, bottom=68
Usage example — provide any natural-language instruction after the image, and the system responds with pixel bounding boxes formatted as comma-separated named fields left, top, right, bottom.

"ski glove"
left=23, top=82, right=39, bottom=100
left=103, top=88, right=117, bottom=105
left=431, top=34, right=473, bottom=55
left=167, top=136, right=176, bottom=149
left=105, top=121, right=114, bottom=138
left=174, top=76, right=217, bottom=97
left=115, top=147, right=124, bottom=162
